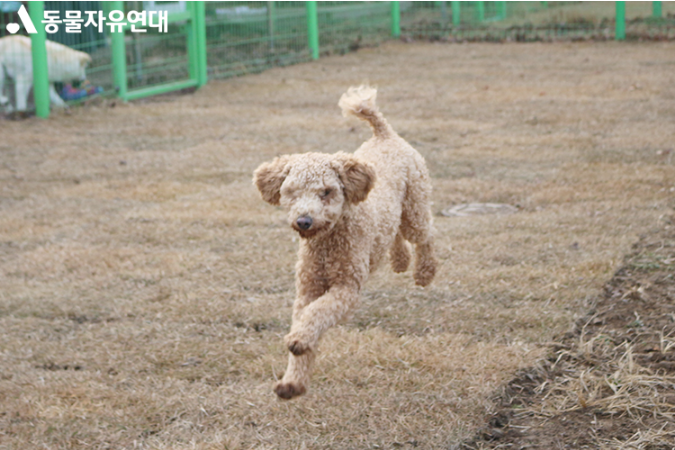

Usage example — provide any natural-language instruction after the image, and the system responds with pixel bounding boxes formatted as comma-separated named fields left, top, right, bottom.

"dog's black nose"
left=296, top=216, right=313, bottom=230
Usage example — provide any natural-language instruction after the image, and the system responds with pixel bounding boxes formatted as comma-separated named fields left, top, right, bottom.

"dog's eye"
left=320, top=188, right=332, bottom=198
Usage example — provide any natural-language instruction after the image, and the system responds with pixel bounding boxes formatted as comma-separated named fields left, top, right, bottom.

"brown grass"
left=538, top=337, right=675, bottom=421
left=1, top=41, right=674, bottom=448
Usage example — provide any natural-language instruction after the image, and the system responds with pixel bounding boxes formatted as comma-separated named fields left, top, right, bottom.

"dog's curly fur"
left=253, top=86, right=437, bottom=399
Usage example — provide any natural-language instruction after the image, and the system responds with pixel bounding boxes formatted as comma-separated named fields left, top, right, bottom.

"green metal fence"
left=106, top=0, right=207, bottom=101
left=1, top=1, right=674, bottom=118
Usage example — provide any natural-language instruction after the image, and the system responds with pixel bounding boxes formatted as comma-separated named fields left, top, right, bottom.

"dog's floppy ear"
left=332, top=153, right=376, bottom=204
left=253, top=155, right=291, bottom=206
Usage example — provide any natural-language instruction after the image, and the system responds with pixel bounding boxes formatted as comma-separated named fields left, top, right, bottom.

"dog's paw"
left=284, top=331, right=313, bottom=356
left=414, top=257, right=437, bottom=287
left=274, top=381, right=306, bottom=400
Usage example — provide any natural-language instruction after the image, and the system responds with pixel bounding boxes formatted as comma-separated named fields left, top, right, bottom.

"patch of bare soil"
left=466, top=217, right=675, bottom=449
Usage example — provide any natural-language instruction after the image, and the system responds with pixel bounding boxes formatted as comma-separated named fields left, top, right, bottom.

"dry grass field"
left=1, top=41, right=674, bottom=449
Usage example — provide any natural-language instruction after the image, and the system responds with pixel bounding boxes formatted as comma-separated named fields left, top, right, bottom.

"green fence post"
left=615, top=1, right=626, bottom=40
left=391, top=1, right=400, bottom=38
left=108, top=1, right=128, bottom=100
left=497, top=1, right=507, bottom=20
left=476, top=1, right=485, bottom=22
left=195, top=1, right=207, bottom=86
left=187, top=2, right=205, bottom=85
left=28, top=1, right=49, bottom=118
left=451, top=1, right=461, bottom=26
left=187, top=3, right=197, bottom=82
left=653, top=1, right=662, bottom=18
left=306, top=1, right=319, bottom=59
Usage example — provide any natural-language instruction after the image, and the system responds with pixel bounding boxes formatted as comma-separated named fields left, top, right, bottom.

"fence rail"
left=1, top=1, right=673, bottom=118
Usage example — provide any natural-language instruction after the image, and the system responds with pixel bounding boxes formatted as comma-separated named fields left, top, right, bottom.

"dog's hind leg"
left=14, top=74, right=31, bottom=112
left=400, top=178, right=438, bottom=287
left=411, top=239, right=436, bottom=287
left=390, top=231, right=412, bottom=273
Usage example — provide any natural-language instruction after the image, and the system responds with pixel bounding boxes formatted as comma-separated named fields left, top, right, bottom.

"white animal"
left=0, top=35, right=92, bottom=111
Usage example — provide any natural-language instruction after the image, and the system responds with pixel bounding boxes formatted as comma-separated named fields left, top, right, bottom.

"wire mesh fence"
left=205, top=2, right=309, bottom=80
left=121, top=22, right=190, bottom=92
left=1, top=1, right=674, bottom=116
left=317, top=2, right=392, bottom=55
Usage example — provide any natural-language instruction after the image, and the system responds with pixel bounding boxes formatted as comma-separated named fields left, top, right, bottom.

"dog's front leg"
left=274, top=283, right=359, bottom=400
left=274, top=350, right=315, bottom=400
left=285, top=283, right=360, bottom=356
left=48, top=83, right=67, bottom=108
left=274, top=275, right=325, bottom=399
left=0, top=69, right=9, bottom=110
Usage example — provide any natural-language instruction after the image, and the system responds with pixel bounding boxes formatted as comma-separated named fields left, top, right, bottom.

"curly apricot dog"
left=253, top=86, right=437, bottom=399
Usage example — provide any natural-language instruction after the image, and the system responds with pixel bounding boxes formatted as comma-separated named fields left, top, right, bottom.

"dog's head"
left=253, top=152, right=376, bottom=239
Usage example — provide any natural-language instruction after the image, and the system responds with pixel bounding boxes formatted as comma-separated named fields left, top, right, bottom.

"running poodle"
left=253, top=86, right=437, bottom=399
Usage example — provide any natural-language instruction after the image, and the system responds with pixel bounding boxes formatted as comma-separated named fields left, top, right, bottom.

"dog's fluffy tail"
left=338, top=86, right=392, bottom=138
